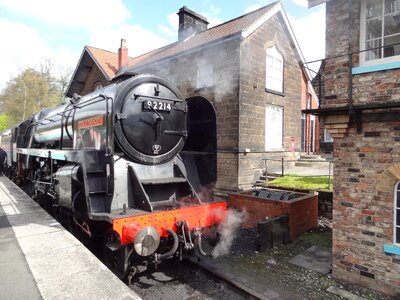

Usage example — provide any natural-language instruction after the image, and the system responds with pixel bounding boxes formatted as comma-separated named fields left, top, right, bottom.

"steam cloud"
left=212, top=209, right=247, bottom=258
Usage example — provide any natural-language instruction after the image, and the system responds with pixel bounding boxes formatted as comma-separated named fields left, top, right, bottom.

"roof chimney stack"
left=118, top=38, right=128, bottom=70
left=177, top=6, right=209, bottom=41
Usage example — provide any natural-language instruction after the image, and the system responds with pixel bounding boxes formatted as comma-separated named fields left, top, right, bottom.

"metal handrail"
left=262, top=157, right=333, bottom=190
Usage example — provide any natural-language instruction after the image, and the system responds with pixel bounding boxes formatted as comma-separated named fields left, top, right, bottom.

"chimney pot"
left=118, top=38, right=128, bottom=71
left=177, top=6, right=208, bottom=41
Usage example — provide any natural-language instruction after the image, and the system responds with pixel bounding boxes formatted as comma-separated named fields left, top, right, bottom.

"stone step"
left=253, top=181, right=269, bottom=188
left=294, top=161, right=331, bottom=167
left=299, top=154, right=324, bottom=161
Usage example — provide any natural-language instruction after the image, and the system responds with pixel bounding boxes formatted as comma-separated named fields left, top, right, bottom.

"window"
left=266, top=46, right=284, bottom=93
left=301, top=114, right=306, bottom=151
left=306, top=94, right=311, bottom=109
left=395, top=181, right=400, bottom=245
left=197, top=64, right=213, bottom=88
left=265, top=105, right=283, bottom=150
left=360, top=0, right=400, bottom=65
left=324, top=128, right=334, bottom=142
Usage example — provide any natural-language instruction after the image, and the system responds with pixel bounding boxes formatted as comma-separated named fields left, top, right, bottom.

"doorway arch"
left=181, top=96, right=217, bottom=191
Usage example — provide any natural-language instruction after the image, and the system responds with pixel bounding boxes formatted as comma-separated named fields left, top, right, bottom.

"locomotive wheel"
left=103, top=230, right=130, bottom=280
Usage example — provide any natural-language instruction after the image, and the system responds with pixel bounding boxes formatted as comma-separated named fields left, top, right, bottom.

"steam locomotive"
left=0, top=73, right=226, bottom=279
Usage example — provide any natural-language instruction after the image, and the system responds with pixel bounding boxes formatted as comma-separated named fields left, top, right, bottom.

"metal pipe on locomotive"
left=0, top=73, right=226, bottom=278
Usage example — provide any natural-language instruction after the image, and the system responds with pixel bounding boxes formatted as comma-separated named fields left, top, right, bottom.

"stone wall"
left=79, top=13, right=309, bottom=192
left=238, top=13, right=303, bottom=190
left=133, top=39, right=241, bottom=191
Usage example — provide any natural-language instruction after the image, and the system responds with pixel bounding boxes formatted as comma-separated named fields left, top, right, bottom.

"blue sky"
left=0, top=0, right=325, bottom=89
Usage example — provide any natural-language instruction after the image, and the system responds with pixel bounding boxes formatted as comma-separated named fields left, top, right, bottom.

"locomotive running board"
left=112, top=200, right=227, bottom=245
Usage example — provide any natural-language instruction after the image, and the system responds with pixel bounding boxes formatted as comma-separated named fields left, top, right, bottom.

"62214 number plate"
left=143, top=100, right=172, bottom=112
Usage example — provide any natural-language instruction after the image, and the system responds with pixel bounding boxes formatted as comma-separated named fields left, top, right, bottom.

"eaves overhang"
left=65, top=47, right=113, bottom=98
left=126, top=33, right=242, bottom=73
left=308, top=0, right=330, bottom=8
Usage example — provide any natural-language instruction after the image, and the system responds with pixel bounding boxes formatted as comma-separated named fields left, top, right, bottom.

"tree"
left=0, top=115, right=9, bottom=131
left=0, top=60, right=72, bottom=126
left=55, top=64, right=73, bottom=97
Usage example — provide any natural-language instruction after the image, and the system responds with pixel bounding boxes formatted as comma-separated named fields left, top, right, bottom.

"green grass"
left=267, top=175, right=333, bottom=192
left=298, top=230, right=332, bottom=248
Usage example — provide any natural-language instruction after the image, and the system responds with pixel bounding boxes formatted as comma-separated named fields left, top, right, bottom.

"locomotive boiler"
left=1, top=73, right=226, bottom=279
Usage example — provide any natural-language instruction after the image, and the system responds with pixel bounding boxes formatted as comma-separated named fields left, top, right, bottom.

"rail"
left=262, top=157, right=333, bottom=190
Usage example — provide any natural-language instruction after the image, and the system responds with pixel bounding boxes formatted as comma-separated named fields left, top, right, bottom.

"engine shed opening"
left=182, top=97, right=217, bottom=189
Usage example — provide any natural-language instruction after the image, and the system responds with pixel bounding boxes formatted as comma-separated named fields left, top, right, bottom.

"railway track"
left=128, top=259, right=257, bottom=300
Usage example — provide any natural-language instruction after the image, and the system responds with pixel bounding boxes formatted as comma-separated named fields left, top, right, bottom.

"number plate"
left=143, top=100, right=172, bottom=112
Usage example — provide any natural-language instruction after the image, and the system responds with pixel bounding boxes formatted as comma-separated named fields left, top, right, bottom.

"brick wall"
left=321, top=1, right=400, bottom=295
left=81, top=65, right=109, bottom=96
left=322, top=0, right=360, bottom=108
left=229, top=191, right=318, bottom=240
left=323, top=0, right=400, bottom=108
left=332, top=121, right=400, bottom=296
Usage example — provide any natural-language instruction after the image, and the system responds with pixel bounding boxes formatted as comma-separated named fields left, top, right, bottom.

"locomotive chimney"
left=118, top=38, right=128, bottom=71
left=177, top=6, right=208, bottom=41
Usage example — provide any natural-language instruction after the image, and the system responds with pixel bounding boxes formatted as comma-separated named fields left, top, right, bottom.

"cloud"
left=290, top=0, right=308, bottom=8
left=288, top=8, right=326, bottom=74
left=0, top=0, right=130, bottom=30
left=202, top=4, right=223, bottom=28
left=158, top=4, right=223, bottom=42
left=89, top=24, right=170, bottom=57
left=245, top=4, right=262, bottom=14
left=158, top=13, right=178, bottom=42
left=0, top=18, right=79, bottom=89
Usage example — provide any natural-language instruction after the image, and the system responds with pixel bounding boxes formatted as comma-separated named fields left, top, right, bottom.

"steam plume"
left=212, top=209, right=247, bottom=258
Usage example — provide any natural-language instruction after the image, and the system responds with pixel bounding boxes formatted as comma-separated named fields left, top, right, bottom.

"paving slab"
left=0, top=176, right=141, bottom=300
left=0, top=205, right=43, bottom=300
left=289, top=245, right=332, bottom=274
left=327, top=286, right=367, bottom=300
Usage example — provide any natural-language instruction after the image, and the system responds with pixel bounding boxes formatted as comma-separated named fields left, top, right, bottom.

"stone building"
left=306, top=0, right=400, bottom=296
left=67, top=2, right=319, bottom=192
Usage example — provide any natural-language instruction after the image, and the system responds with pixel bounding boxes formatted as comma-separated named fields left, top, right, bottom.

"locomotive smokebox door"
left=114, top=75, right=188, bottom=165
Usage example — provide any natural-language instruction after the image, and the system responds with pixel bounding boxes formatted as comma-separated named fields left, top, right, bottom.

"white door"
left=265, top=105, right=283, bottom=150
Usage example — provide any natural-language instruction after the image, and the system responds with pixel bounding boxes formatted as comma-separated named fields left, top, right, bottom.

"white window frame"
left=265, top=46, right=284, bottom=93
left=395, top=181, right=400, bottom=245
left=360, top=0, right=400, bottom=66
left=196, top=64, right=213, bottom=88
left=324, top=128, right=334, bottom=143
left=265, top=104, right=283, bottom=150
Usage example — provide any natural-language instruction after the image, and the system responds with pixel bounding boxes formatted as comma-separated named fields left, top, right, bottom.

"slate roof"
left=125, top=3, right=277, bottom=69
left=86, top=47, right=119, bottom=80
left=67, top=1, right=313, bottom=96
left=89, top=2, right=277, bottom=76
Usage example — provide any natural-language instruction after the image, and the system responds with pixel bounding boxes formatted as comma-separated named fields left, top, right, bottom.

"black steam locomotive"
left=0, top=73, right=226, bottom=279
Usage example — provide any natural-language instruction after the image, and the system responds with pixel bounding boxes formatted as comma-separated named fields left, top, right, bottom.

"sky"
left=0, top=0, right=325, bottom=90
